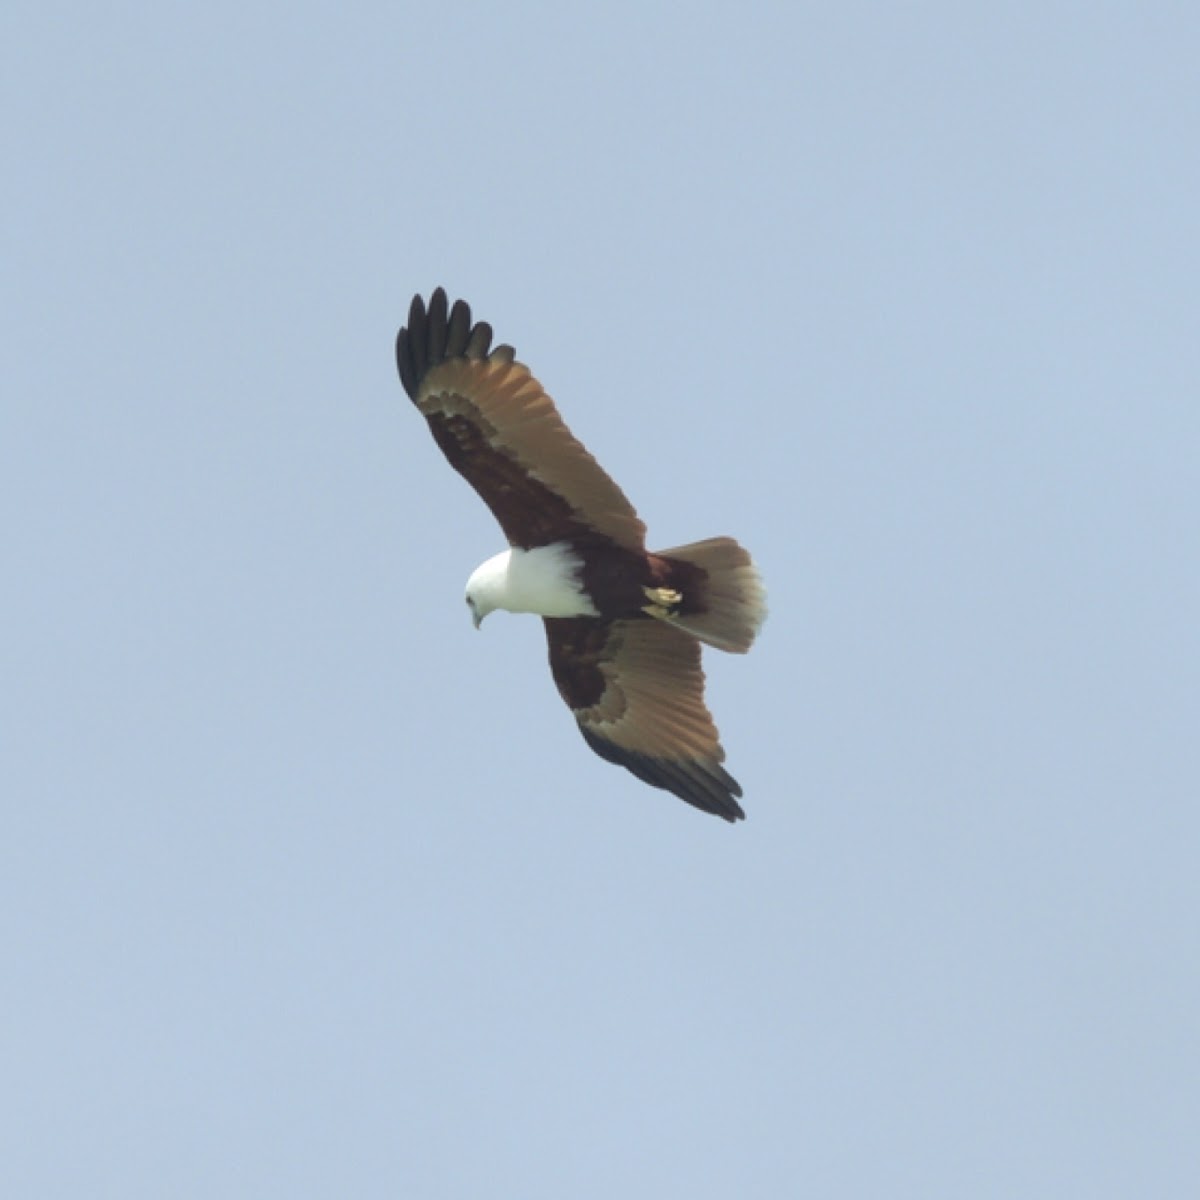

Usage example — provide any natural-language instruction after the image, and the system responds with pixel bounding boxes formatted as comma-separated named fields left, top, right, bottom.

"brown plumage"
left=545, top=618, right=745, bottom=821
left=395, top=289, right=766, bottom=822
left=397, top=288, right=645, bottom=551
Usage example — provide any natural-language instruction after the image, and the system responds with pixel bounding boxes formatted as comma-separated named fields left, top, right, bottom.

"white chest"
left=504, top=544, right=599, bottom=617
left=479, top=543, right=600, bottom=618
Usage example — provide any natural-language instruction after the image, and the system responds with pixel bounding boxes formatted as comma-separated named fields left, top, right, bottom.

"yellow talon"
left=641, top=586, right=682, bottom=619
left=642, top=586, right=682, bottom=607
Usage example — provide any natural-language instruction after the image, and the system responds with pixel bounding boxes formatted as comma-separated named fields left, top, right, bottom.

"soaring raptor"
left=395, top=289, right=766, bottom=822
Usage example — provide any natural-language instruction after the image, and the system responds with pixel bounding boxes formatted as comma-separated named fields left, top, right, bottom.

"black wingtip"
left=396, top=289, right=502, bottom=401
left=395, top=290, right=432, bottom=398
left=579, top=725, right=746, bottom=823
left=426, top=288, right=448, bottom=365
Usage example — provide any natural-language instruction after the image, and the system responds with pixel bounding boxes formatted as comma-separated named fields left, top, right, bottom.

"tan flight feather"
left=415, top=356, right=647, bottom=552
left=574, top=621, right=727, bottom=764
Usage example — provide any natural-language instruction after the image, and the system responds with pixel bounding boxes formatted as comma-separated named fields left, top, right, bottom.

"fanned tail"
left=655, top=536, right=767, bottom=654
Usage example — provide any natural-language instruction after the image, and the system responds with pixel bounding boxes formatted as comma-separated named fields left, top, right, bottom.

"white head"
left=464, top=549, right=511, bottom=629
left=463, top=543, right=595, bottom=627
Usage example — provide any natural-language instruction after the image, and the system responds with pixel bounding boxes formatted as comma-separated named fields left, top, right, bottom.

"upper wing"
left=396, top=289, right=646, bottom=551
left=544, top=617, right=745, bottom=822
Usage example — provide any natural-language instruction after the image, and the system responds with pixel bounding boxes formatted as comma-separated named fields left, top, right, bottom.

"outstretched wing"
left=544, top=617, right=745, bottom=822
left=396, top=289, right=646, bottom=551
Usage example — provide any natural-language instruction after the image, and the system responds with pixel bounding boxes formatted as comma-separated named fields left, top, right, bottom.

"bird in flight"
left=395, top=289, right=766, bottom=822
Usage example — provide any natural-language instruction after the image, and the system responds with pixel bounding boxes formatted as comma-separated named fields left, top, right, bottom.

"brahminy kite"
left=396, top=289, right=766, bottom=822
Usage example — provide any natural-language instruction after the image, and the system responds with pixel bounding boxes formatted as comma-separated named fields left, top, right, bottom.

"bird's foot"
left=641, top=586, right=683, bottom=619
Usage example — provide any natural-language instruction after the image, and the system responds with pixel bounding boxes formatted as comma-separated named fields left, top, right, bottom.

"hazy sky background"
left=4, top=3, right=1197, bottom=1196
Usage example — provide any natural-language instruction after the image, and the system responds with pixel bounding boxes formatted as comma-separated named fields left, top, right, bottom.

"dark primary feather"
left=396, top=289, right=502, bottom=398
left=579, top=725, right=745, bottom=822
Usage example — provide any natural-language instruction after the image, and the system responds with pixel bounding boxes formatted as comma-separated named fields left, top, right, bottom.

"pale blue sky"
left=3, top=3, right=1198, bottom=1196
